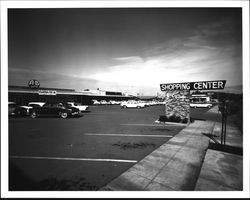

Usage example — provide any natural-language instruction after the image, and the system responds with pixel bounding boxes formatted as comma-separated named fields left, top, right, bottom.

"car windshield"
left=30, top=104, right=41, bottom=107
left=74, top=103, right=81, bottom=106
left=42, top=103, right=64, bottom=108
left=43, top=104, right=51, bottom=108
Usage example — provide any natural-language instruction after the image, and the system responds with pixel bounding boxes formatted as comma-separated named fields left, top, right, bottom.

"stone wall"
left=160, top=90, right=190, bottom=124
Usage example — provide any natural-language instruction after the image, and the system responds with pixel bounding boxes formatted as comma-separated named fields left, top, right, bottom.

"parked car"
left=120, top=100, right=146, bottom=109
left=190, top=103, right=213, bottom=108
left=65, top=102, right=89, bottom=112
left=29, top=103, right=80, bottom=119
left=190, top=96, right=212, bottom=108
left=137, top=100, right=148, bottom=107
left=100, top=100, right=108, bottom=105
left=28, top=102, right=46, bottom=108
left=8, top=102, right=17, bottom=116
left=92, top=100, right=100, bottom=105
left=13, top=105, right=33, bottom=117
left=109, top=100, right=121, bottom=105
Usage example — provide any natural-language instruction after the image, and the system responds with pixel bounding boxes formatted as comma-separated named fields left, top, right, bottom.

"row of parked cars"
left=92, top=99, right=165, bottom=108
left=120, top=100, right=165, bottom=109
left=8, top=102, right=89, bottom=119
left=92, top=100, right=121, bottom=105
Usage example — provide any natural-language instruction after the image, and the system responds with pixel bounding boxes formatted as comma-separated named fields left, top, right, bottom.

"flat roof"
left=8, top=85, right=133, bottom=98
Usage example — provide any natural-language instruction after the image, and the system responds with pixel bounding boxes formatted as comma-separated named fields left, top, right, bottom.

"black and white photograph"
left=1, top=0, right=249, bottom=198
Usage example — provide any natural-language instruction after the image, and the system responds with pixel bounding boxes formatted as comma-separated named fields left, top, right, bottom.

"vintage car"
left=120, top=100, right=146, bottom=109
left=8, top=102, right=17, bottom=116
left=65, top=102, right=89, bottom=112
left=100, top=100, right=108, bottom=105
left=92, top=100, right=100, bottom=105
left=13, top=105, right=33, bottom=117
left=29, top=103, right=80, bottom=119
left=28, top=102, right=46, bottom=108
left=190, top=103, right=213, bottom=108
left=109, top=100, right=121, bottom=105
left=190, top=96, right=213, bottom=108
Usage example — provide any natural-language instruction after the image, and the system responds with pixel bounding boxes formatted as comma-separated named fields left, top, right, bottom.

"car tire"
left=60, top=112, right=68, bottom=119
left=30, top=111, right=37, bottom=118
left=122, top=105, right=127, bottom=109
left=137, top=106, right=141, bottom=108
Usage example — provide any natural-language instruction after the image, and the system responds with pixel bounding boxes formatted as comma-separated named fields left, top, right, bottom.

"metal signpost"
left=218, top=100, right=229, bottom=145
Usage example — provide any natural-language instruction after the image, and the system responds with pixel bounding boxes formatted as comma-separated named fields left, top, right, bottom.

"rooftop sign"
left=160, top=80, right=226, bottom=91
left=38, top=90, right=57, bottom=95
left=28, top=79, right=40, bottom=89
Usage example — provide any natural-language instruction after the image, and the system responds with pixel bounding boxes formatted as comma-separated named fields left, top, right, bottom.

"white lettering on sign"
left=161, top=83, right=190, bottom=90
left=160, top=80, right=226, bottom=91
left=38, top=90, right=57, bottom=95
left=218, top=81, right=223, bottom=89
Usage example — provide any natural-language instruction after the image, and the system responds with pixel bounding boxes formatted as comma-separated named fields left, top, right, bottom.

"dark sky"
left=8, top=8, right=242, bottom=95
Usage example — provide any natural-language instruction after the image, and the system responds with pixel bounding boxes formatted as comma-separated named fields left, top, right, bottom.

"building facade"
left=8, top=85, right=134, bottom=106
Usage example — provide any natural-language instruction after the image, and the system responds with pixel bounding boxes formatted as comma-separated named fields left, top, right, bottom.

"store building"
left=8, top=82, right=135, bottom=106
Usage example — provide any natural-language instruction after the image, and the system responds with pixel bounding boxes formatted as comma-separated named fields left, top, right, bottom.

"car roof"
left=29, top=102, right=45, bottom=104
left=19, top=106, right=33, bottom=109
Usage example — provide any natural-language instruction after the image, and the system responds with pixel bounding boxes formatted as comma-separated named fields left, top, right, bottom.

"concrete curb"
left=100, top=119, right=215, bottom=191
left=154, top=120, right=188, bottom=126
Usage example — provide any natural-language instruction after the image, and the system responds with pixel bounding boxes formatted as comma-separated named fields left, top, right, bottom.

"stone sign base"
left=158, top=115, right=189, bottom=124
left=158, top=90, right=190, bottom=124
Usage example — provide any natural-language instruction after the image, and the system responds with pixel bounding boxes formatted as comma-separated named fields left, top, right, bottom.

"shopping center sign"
left=160, top=80, right=226, bottom=91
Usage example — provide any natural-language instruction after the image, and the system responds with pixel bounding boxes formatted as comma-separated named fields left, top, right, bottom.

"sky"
left=8, top=8, right=242, bottom=95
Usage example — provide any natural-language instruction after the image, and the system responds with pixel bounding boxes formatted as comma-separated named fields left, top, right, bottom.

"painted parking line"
left=83, top=133, right=173, bottom=138
left=10, top=156, right=137, bottom=163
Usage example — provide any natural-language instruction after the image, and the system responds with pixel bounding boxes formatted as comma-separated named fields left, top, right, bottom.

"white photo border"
left=1, top=0, right=249, bottom=198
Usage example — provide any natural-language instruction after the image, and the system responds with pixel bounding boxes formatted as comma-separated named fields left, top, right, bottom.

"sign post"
left=218, top=100, right=229, bottom=145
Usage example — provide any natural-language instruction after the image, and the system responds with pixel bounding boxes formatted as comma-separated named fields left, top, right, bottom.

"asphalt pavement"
left=100, top=106, right=243, bottom=191
left=9, top=105, right=185, bottom=190
left=9, top=105, right=236, bottom=191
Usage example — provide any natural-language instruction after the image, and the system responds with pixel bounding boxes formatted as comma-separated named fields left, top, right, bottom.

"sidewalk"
left=195, top=110, right=243, bottom=191
left=100, top=111, right=216, bottom=191
left=100, top=106, right=243, bottom=191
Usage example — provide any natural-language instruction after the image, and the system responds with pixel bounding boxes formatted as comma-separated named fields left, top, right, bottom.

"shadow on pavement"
left=9, top=162, right=37, bottom=191
left=9, top=162, right=99, bottom=191
left=208, top=143, right=243, bottom=156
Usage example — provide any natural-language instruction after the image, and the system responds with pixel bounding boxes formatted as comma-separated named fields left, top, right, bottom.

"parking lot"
left=9, top=105, right=210, bottom=191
